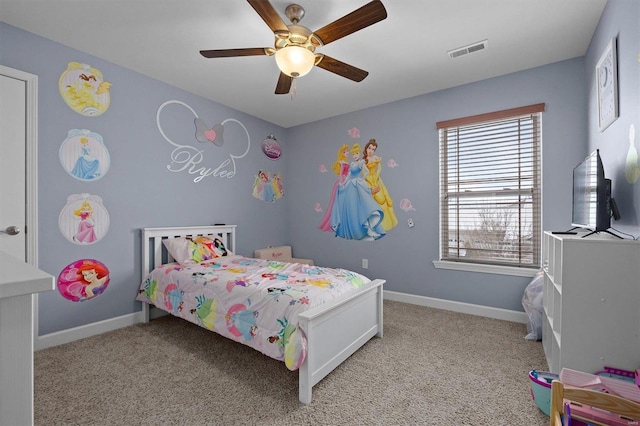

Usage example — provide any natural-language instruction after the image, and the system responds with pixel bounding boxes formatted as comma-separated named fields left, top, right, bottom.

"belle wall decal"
left=58, top=62, right=111, bottom=117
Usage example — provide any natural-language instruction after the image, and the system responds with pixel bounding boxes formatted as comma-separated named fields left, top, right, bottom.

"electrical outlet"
left=362, top=259, right=368, bottom=269
left=407, top=218, right=415, bottom=228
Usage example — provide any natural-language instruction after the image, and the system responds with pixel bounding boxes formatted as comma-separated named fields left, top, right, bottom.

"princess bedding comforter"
left=136, top=255, right=371, bottom=370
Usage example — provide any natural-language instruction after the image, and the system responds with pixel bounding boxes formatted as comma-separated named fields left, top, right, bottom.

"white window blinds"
left=437, top=104, right=544, bottom=268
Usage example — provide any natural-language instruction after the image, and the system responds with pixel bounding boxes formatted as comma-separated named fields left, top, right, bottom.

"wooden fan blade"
left=275, top=72, right=293, bottom=94
left=313, top=0, right=387, bottom=45
left=200, top=48, right=269, bottom=58
left=247, top=0, right=289, bottom=33
left=315, top=55, right=369, bottom=82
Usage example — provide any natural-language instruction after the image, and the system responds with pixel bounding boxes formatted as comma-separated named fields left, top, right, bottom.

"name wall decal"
left=156, top=100, right=251, bottom=183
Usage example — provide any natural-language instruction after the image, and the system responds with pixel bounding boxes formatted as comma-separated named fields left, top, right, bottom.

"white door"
left=0, top=73, right=26, bottom=261
left=0, top=66, right=37, bottom=265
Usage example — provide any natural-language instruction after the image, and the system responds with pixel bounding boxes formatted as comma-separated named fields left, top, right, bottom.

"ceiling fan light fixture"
left=275, top=45, right=315, bottom=78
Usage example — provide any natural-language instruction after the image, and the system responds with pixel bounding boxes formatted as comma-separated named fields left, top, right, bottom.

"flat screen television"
left=571, top=149, right=619, bottom=236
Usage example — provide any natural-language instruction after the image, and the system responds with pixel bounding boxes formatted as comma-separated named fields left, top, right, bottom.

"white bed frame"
left=140, top=225, right=385, bottom=404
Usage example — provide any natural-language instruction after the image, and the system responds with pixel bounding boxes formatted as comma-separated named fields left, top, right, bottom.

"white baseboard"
left=383, top=290, right=528, bottom=324
left=34, top=292, right=527, bottom=351
left=35, top=311, right=146, bottom=351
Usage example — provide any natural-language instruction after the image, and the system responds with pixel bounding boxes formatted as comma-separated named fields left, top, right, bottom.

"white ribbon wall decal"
left=156, top=100, right=251, bottom=183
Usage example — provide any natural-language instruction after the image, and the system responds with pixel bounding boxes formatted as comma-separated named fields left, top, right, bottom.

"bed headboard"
left=141, top=225, right=237, bottom=281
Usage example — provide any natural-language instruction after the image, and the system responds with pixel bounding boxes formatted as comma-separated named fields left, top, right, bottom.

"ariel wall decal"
left=156, top=100, right=250, bottom=183
left=57, top=258, right=110, bottom=302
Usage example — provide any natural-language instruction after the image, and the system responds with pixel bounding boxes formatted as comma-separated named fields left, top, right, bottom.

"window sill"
left=432, top=260, right=539, bottom=277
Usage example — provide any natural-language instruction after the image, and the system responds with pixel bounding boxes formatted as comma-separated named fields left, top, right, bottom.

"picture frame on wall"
left=596, top=37, right=618, bottom=132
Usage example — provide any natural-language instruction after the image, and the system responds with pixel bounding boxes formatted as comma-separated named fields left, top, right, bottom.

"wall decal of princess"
left=252, top=170, right=284, bottom=203
left=57, top=259, right=110, bottom=302
left=58, top=62, right=111, bottom=116
left=59, top=129, right=110, bottom=181
left=59, top=194, right=110, bottom=245
left=319, top=144, right=350, bottom=231
left=329, top=143, right=386, bottom=241
left=272, top=173, right=284, bottom=199
left=363, top=139, right=398, bottom=231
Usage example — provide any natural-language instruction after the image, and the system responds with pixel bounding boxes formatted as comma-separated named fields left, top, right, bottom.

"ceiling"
left=1, top=0, right=607, bottom=128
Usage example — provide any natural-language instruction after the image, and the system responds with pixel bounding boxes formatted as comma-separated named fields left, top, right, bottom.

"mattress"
left=136, top=255, right=370, bottom=370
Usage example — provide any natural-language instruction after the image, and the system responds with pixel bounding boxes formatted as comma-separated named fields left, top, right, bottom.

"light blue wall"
left=1, top=23, right=290, bottom=334
left=1, top=0, right=638, bottom=334
left=286, top=58, right=588, bottom=311
left=285, top=0, right=639, bottom=312
left=585, top=0, right=640, bottom=233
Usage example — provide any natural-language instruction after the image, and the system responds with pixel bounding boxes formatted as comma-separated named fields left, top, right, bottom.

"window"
left=436, top=104, right=544, bottom=272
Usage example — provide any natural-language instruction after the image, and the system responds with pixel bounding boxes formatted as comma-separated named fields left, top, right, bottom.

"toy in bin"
left=558, top=367, right=640, bottom=426
left=529, top=369, right=559, bottom=416
left=595, top=366, right=638, bottom=384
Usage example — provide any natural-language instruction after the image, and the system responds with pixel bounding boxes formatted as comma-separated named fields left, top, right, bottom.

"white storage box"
left=253, top=246, right=314, bottom=266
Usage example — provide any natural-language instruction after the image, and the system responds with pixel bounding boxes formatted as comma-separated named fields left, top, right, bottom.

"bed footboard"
left=297, top=278, right=384, bottom=404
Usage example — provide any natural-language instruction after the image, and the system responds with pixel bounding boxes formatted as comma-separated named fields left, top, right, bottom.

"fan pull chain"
left=290, top=78, right=297, bottom=100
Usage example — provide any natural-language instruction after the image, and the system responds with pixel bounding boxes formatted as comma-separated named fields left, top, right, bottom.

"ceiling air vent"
left=447, top=39, right=488, bottom=59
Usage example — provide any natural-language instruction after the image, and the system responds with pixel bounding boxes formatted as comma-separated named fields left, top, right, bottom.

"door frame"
left=0, top=65, right=40, bottom=336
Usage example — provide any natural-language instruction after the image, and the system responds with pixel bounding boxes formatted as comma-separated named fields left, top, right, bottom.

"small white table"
left=0, top=253, right=55, bottom=426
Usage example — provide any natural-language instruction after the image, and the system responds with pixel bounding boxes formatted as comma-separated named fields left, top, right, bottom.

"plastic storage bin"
left=529, top=369, right=559, bottom=416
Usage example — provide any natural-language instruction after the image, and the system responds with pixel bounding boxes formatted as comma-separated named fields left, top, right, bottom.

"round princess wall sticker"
left=58, top=62, right=111, bottom=116
left=59, top=129, right=110, bottom=181
left=58, top=259, right=110, bottom=302
left=59, top=193, right=110, bottom=245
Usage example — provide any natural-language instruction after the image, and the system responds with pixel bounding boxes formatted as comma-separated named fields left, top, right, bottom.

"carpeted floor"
left=34, top=300, right=549, bottom=425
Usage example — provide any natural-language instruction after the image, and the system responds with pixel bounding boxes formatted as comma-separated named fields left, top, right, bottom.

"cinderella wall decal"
left=59, top=129, right=110, bottom=181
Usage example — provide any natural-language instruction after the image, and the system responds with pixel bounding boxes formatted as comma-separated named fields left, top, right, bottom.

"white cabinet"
left=0, top=253, right=55, bottom=426
left=542, top=231, right=640, bottom=374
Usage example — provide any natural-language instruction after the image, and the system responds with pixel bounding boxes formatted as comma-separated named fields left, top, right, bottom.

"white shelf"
left=0, top=253, right=54, bottom=297
left=542, top=231, right=640, bottom=374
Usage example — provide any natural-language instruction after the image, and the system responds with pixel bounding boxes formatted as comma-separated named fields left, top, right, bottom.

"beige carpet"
left=34, top=301, right=549, bottom=425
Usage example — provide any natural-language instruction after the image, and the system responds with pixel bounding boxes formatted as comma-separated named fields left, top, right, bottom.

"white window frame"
left=433, top=104, right=544, bottom=277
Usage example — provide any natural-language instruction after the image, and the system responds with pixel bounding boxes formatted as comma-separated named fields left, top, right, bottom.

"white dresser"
left=0, top=253, right=55, bottom=426
left=542, top=231, right=640, bottom=374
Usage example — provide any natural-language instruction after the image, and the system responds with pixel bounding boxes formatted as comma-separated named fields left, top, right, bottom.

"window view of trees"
left=449, top=202, right=534, bottom=265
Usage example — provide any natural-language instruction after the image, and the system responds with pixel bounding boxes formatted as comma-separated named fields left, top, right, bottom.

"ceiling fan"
left=200, top=0, right=387, bottom=94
